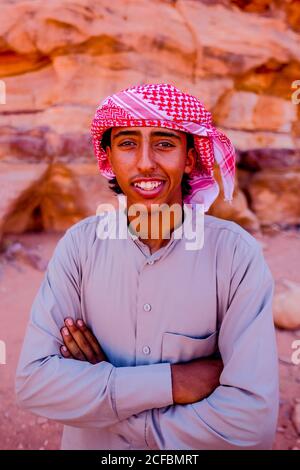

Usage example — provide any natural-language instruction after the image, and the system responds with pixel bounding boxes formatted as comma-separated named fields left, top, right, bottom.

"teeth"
left=134, top=181, right=163, bottom=190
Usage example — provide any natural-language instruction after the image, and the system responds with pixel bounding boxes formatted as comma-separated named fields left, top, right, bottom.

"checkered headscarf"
left=91, top=83, right=235, bottom=211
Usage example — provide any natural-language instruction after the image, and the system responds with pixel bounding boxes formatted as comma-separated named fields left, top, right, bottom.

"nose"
left=136, top=140, right=157, bottom=174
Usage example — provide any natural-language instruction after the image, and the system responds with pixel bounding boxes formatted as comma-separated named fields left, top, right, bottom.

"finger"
left=64, top=318, right=97, bottom=364
left=60, top=330, right=75, bottom=358
left=76, top=319, right=107, bottom=361
left=60, top=344, right=72, bottom=359
left=61, top=326, right=86, bottom=361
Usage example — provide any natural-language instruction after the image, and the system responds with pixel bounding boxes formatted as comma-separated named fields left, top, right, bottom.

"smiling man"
left=16, top=83, right=279, bottom=450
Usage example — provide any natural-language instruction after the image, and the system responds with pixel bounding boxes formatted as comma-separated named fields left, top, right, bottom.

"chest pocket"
left=161, top=331, right=218, bottom=364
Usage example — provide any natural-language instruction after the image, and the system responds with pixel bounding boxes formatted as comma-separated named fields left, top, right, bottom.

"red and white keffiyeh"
left=91, top=83, right=236, bottom=211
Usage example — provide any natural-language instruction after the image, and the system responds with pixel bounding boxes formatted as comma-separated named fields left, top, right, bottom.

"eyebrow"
left=112, top=130, right=182, bottom=141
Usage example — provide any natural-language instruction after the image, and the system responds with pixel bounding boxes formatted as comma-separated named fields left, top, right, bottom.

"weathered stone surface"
left=247, top=171, right=300, bottom=226
left=230, top=0, right=276, bottom=14
left=225, top=129, right=300, bottom=151
left=214, top=91, right=297, bottom=132
left=64, top=163, right=118, bottom=217
left=0, top=0, right=300, bottom=236
left=0, top=127, right=49, bottom=162
left=0, top=161, right=115, bottom=237
left=274, top=280, right=300, bottom=330
left=208, top=168, right=260, bottom=232
left=286, top=0, right=300, bottom=33
left=0, top=126, right=93, bottom=162
left=235, top=59, right=300, bottom=101
left=239, top=149, right=300, bottom=171
left=0, top=162, right=48, bottom=237
left=178, top=0, right=300, bottom=76
left=189, top=78, right=234, bottom=110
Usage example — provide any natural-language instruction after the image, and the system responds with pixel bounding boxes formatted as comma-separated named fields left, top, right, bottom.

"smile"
left=131, top=179, right=166, bottom=199
left=133, top=180, right=163, bottom=190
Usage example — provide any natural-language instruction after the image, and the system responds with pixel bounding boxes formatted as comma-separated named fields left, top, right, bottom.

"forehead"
left=111, top=126, right=186, bottom=139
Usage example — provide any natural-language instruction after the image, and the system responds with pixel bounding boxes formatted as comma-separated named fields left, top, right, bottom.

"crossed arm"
left=60, top=317, right=223, bottom=406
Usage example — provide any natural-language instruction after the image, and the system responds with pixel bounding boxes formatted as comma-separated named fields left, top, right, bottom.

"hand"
left=171, top=357, right=223, bottom=405
left=60, top=317, right=108, bottom=364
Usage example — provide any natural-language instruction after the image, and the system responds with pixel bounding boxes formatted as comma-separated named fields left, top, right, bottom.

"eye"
left=118, top=140, right=136, bottom=147
left=157, top=141, right=175, bottom=148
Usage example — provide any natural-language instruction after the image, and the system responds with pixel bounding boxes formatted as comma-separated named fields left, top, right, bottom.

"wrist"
left=170, top=363, right=185, bottom=405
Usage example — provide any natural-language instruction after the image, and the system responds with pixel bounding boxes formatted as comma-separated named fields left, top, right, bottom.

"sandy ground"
left=0, top=228, right=299, bottom=450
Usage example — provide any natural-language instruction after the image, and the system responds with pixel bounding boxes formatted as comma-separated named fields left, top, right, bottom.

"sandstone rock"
left=0, top=162, right=48, bottom=239
left=0, top=163, right=85, bottom=236
left=0, top=0, right=300, bottom=237
left=3, top=47, right=228, bottom=115
left=2, top=65, right=58, bottom=111
left=65, top=163, right=118, bottom=217
left=230, top=0, right=275, bottom=14
left=235, top=59, right=300, bottom=101
left=1, top=0, right=299, bottom=112
left=0, top=127, right=48, bottom=162
left=32, top=163, right=88, bottom=232
left=208, top=168, right=260, bottom=232
left=0, top=161, right=115, bottom=241
left=208, top=188, right=260, bottom=232
left=286, top=1, right=300, bottom=33
left=188, top=77, right=234, bottom=110
left=50, top=54, right=147, bottom=108
left=0, top=126, right=93, bottom=162
left=0, top=0, right=194, bottom=74
left=239, top=149, right=300, bottom=171
left=247, top=170, right=300, bottom=226
left=0, top=105, right=94, bottom=141
left=178, top=0, right=300, bottom=75
left=225, top=129, right=299, bottom=151
left=36, top=105, right=94, bottom=135
left=214, top=91, right=297, bottom=132
left=273, top=280, right=300, bottom=330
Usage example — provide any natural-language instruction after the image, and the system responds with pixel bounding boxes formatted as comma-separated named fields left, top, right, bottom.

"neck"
left=127, top=197, right=184, bottom=254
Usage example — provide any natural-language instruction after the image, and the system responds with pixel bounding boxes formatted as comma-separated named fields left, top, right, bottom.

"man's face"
left=106, top=127, right=195, bottom=209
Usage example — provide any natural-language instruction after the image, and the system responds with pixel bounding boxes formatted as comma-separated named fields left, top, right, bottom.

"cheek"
left=161, top=158, right=186, bottom=180
left=111, top=152, right=128, bottom=170
left=111, top=155, right=133, bottom=182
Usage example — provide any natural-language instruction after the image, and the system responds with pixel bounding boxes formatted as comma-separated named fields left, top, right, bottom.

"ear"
left=184, top=147, right=196, bottom=175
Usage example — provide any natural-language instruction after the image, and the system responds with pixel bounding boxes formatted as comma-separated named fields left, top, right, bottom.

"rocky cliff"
left=0, top=0, right=299, bottom=238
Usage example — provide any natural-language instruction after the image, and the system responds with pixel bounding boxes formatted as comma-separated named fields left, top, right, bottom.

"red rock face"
left=230, top=0, right=275, bottom=14
left=0, top=0, right=299, bottom=236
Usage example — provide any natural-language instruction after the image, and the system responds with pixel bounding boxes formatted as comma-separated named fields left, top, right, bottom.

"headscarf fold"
left=91, top=83, right=235, bottom=211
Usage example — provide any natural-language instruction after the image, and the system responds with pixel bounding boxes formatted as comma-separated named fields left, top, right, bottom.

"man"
left=15, top=83, right=279, bottom=450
